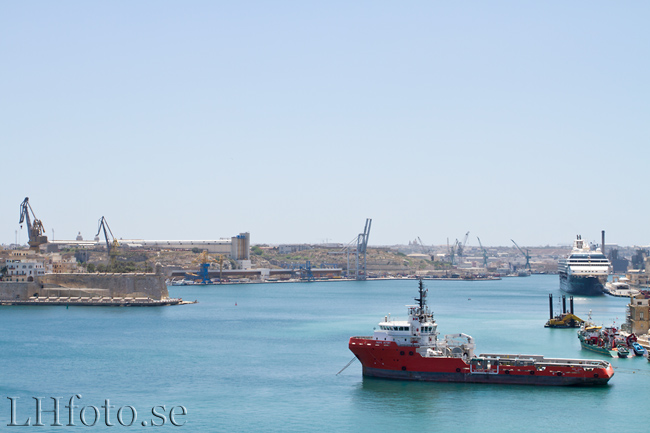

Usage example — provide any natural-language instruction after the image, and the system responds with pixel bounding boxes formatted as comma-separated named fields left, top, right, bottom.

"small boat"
left=616, top=345, right=629, bottom=358
left=631, top=342, right=645, bottom=356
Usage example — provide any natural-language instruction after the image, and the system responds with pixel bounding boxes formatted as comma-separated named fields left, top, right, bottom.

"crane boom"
left=457, top=231, right=470, bottom=259
left=511, top=239, right=532, bottom=270
left=19, top=197, right=48, bottom=250
left=477, top=237, right=488, bottom=268
left=96, top=216, right=119, bottom=257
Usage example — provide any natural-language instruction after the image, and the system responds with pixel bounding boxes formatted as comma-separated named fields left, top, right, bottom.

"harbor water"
left=0, top=275, right=646, bottom=432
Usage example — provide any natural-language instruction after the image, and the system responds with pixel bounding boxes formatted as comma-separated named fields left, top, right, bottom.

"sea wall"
left=0, top=266, right=169, bottom=300
left=0, top=281, right=41, bottom=300
left=39, top=272, right=169, bottom=299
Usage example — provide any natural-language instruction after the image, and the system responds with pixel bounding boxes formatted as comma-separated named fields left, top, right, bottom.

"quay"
left=0, top=296, right=195, bottom=306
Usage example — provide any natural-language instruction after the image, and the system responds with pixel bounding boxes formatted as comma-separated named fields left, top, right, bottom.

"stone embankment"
left=0, top=264, right=179, bottom=306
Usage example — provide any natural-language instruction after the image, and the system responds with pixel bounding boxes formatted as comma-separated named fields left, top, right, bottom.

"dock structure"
left=0, top=296, right=194, bottom=306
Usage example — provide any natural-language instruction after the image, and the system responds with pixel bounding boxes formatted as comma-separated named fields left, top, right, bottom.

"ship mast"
left=415, top=279, right=427, bottom=311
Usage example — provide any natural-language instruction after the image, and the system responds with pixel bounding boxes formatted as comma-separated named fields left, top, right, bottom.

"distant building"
left=625, top=292, right=650, bottom=335
left=608, top=249, right=629, bottom=273
left=231, top=233, right=251, bottom=269
left=625, top=256, right=650, bottom=289
left=278, top=244, right=312, bottom=254
left=4, top=256, right=45, bottom=282
left=49, top=253, right=81, bottom=274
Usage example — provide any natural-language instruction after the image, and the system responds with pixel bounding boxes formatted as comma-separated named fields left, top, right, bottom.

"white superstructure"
left=558, top=236, right=610, bottom=278
left=558, top=235, right=611, bottom=295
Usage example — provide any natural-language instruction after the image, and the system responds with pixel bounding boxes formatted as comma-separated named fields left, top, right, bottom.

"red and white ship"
left=349, top=280, right=614, bottom=386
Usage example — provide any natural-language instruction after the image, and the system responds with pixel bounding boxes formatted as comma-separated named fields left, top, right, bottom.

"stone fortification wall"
left=0, top=269, right=168, bottom=300
left=38, top=272, right=169, bottom=300
left=0, top=281, right=41, bottom=300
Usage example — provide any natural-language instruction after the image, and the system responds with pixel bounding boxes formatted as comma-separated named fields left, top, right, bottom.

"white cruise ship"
left=558, top=235, right=611, bottom=296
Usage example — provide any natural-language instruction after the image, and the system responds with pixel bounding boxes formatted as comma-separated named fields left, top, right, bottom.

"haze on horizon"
left=2, top=2, right=648, bottom=249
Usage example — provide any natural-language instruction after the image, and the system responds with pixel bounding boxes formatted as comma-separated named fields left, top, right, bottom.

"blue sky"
left=2, top=1, right=648, bottom=247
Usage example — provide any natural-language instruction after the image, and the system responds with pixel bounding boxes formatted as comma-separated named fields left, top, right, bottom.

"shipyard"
left=3, top=1, right=649, bottom=430
left=4, top=198, right=650, bottom=349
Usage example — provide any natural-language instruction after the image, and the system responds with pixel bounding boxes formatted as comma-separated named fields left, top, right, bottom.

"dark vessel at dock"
left=558, top=236, right=610, bottom=296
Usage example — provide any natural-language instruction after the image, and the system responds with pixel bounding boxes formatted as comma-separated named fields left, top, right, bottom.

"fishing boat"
left=577, top=315, right=626, bottom=357
left=348, top=280, right=614, bottom=386
left=616, top=345, right=629, bottom=358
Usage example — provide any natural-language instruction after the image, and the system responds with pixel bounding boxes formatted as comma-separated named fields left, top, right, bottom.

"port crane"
left=342, top=218, right=372, bottom=280
left=511, top=239, right=531, bottom=271
left=189, top=251, right=225, bottom=284
left=447, top=238, right=456, bottom=265
left=417, top=237, right=433, bottom=259
left=356, top=218, right=372, bottom=280
left=477, top=237, right=489, bottom=268
left=19, top=197, right=48, bottom=250
left=457, top=231, right=469, bottom=259
left=96, top=216, right=120, bottom=261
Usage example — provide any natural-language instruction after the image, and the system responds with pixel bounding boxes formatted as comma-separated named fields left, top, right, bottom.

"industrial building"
left=47, top=232, right=251, bottom=263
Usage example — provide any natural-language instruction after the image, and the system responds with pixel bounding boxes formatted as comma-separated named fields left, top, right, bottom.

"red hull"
left=349, top=337, right=614, bottom=386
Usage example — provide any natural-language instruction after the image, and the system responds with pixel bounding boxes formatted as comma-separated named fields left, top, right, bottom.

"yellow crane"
left=191, top=251, right=227, bottom=284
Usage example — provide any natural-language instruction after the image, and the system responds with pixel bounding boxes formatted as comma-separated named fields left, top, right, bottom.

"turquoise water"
left=0, top=275, right=646, bottom=432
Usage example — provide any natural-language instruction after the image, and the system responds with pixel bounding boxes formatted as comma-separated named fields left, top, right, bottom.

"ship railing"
left=533, top=358, right=611, bottom=368
left=480, top=353, right=544, bottom=361
left=480, top=353, right=609, bottom=367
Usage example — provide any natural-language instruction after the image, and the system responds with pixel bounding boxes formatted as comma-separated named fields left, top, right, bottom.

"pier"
left=0, top=296, right=194, bottom=307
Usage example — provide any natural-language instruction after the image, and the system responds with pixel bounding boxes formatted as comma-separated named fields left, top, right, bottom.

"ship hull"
left=579, top=340, right=615, bottom=357
left=361, top=365, right=611, bottom=386
left=350, top=337, right=613, bottom=386
left=559, top=273, right=605, bottom=296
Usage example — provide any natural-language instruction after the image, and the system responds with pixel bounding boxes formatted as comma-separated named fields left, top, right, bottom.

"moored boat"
left=577, top=314, right=626, bottom=358
left=631, top=342, right=645, bottom=356
left=349, top=280, right=614, bottom=386
left=558, top=235, right=611, bottom=296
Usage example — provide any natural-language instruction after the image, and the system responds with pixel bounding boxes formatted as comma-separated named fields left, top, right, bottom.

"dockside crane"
left=511, top=239, right=532, bottom=271
left=477, top=237, right=489, bottom=268
left=96, top=216, right=119, bottom=261
left=19, top=197, right=48, bottom=251
left=190, top=251, right=220, bottom=284
left=447, top=238, right=456, bottom=265
left=417, top=237, right=436, bottom=261
left=342, top=218, right=372, bottom=280
left=356, top=218, right=372, bottom=280
left=456, top=231, right=470, bottom=261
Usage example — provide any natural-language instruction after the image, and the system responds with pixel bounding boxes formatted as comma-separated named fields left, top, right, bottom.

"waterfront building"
left=623, top=256, right=650, bottom=288
left=3, top=256, right=46, bottom=282
left=624, top=292, right=650, bottom=336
